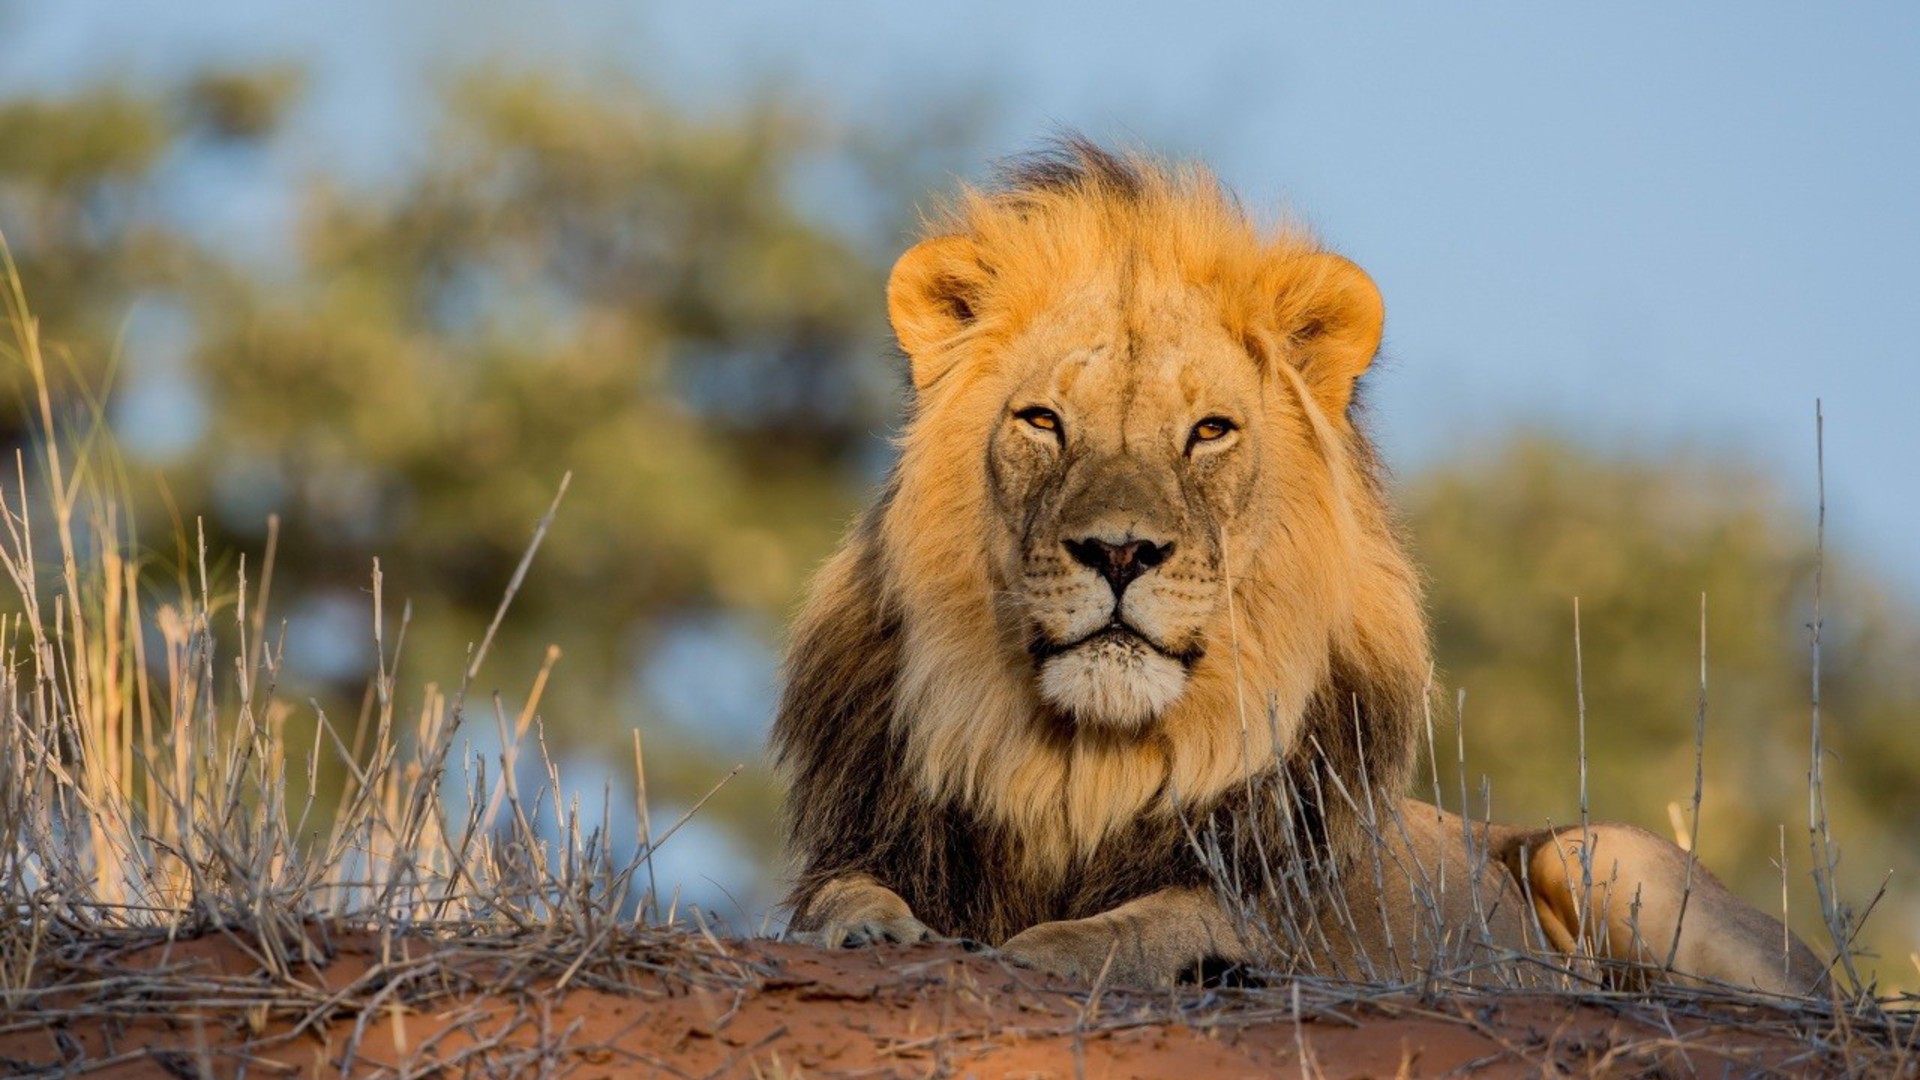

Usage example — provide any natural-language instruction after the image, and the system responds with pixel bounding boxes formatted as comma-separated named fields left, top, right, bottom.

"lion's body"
left=773, top=140, right=1822, bottom=993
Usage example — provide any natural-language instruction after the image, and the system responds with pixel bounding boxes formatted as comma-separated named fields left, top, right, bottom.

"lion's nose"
left=1063, top=537, right=1173, bottom=598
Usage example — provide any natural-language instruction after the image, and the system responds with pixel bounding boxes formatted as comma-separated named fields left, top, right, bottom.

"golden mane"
left=775, top=139, right=1430, bottom=943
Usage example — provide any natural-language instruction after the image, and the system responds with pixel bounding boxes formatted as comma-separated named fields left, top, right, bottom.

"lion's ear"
left=1276, top=253, right=1384, bottom=416
left=888, top=235, right=989, bottom=390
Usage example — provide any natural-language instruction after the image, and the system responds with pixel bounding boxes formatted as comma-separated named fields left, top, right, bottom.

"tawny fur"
left=772, top=139, right=1823, bottom=994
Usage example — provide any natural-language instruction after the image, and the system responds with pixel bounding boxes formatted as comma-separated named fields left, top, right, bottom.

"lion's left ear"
left=1274, top=253, right=1384, bottom=417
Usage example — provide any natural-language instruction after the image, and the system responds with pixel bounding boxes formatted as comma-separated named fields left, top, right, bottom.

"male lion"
left=772, top=139, right=1822, bottom=993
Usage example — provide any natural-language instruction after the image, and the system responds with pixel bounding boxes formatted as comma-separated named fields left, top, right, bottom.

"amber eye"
left=1015, top=406, right=1061, bottom=434
left=1189, top=416, right=1236, bottom=447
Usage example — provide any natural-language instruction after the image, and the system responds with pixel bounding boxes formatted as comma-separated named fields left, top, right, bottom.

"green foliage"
left=193, top=71, right=890, bottom=629
left=0, top=85, right=212, bottom=359
left=0, top=86, right=169, bottom=187
left=185, top=67, right=304, bottom=141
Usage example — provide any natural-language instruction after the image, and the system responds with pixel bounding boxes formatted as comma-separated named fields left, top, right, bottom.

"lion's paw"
left=999, top=918, right=1123, bottom=983
left=791, top=912, right=934, bottom=950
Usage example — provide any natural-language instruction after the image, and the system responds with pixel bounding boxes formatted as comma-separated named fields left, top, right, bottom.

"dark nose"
left=1063, top=537, right=1173, bottom=598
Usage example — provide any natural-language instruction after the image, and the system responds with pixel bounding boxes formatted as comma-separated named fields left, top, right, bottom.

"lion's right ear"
left=887, top=235, right=988, bottom=390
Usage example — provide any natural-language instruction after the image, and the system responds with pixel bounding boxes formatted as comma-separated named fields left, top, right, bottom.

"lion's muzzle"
left=1015, top=460, right=1213, bottom=732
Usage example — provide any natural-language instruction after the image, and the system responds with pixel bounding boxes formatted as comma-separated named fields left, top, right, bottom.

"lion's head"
left=778, top=140, right=1431, bottom=892
left=890, top=150, right=1393, bottom=736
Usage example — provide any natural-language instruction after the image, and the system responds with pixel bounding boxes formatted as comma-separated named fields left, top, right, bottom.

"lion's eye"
left=1015, top=407, right=1061, bottom=435
left=1189, top=417, right=1236, bottom=448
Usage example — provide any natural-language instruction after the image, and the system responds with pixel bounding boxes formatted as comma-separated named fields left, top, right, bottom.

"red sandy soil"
left=0, top=927, right=1858, bottom=1078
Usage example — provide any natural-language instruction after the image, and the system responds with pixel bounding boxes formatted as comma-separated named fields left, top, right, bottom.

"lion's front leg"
left=788, top=874, right=937, bottom=948
left=999, top=887, right=1250, bottom=987
left=1514, top=823, right=1825, bottom=995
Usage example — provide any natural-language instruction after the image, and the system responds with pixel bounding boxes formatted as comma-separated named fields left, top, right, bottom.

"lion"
left=771, top=138, right=1824, bottom=994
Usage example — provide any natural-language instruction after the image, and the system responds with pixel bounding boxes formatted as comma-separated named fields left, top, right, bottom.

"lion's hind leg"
left=787, top=874, right=936, bottom=948
left=1511, top=823, right=1825, bottom=995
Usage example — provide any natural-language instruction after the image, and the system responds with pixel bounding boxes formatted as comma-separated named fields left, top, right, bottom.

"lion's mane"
left=772, top=140, right=1431, bottom=945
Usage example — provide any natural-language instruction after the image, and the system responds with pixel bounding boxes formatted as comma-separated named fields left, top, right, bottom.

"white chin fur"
left=1037, top=636, right=1188, bottom=730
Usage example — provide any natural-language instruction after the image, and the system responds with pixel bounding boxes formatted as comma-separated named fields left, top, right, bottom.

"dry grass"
left=1, top=246, right=1914, bottom=1077
left=0, top=248, right=770, bottom=1073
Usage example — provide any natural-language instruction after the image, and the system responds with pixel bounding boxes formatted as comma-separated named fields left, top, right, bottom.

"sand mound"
left=3, top=924, right=1872, bottom=1078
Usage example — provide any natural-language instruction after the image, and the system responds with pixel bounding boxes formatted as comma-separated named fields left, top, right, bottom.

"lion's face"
left=984, top=291, right=1269, bottom=730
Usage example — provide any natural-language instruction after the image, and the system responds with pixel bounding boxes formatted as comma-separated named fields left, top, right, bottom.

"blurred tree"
left=0, top=83, right=211, bottom=369
left=0, top=68, right=926, bottom=850
left=189, top=71, right=896, bottom=677
left=1408, top=434, right=1920, bottom=983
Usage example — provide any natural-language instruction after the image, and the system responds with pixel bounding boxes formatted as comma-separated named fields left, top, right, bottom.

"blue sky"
left=6, top=1, right=1914, bottom=597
